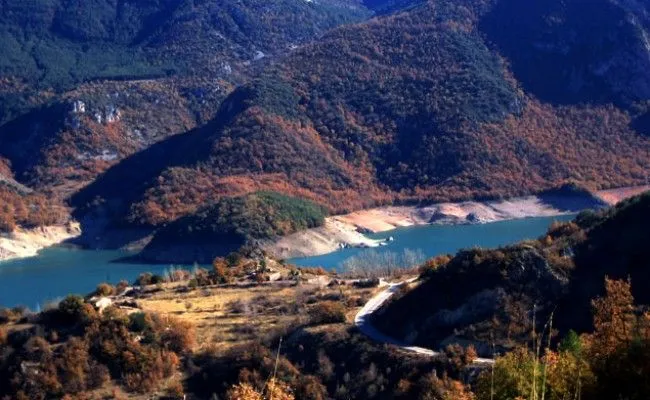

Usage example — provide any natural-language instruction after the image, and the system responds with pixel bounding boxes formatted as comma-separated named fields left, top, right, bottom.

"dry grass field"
left=135, top=281, right=378, bottom=352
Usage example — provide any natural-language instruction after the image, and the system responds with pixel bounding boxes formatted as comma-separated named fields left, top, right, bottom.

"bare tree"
left=340, top=249, right=426, bottom=278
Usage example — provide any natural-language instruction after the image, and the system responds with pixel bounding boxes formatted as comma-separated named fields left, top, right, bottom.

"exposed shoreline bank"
left=0, top=223, right=81, bottom=263
left=1, top=185, right=647, bottom=264
left=265, top=185, right=650, bottom=259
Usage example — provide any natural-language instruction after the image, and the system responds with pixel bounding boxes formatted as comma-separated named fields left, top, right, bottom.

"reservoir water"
left=0, top=249, right=172, bottom=309
left=0, top=215, right=573, bottom=308
left=290, top=215, right=575, bottom=267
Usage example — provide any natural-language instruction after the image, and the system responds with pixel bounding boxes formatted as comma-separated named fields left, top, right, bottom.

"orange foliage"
left=0, top=187, right=67, bottom=232
left=116, top=3, right=650, bottom=229
left=586, top=278, right=648, bottom=360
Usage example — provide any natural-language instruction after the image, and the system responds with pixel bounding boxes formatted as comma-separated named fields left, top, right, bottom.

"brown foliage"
left=413, top=372, right=475, bottom=400
left=157, top=315, right=196, bottom=354
left=94, top=283, right=115, bottom=297
left=226, top=378, right=295, bottom=400
left=420, top=255, right=452, bottom=275
left=588, top=278, right=637, bottom=359
left=213, top=257, right=235, bottom=284
left=0, top=187, right=67, bottom=232
left=444, top=344, right=478, bottom=373
left=309, top=301, right=347, bottom=325
left=0, top=299, right=194, bottom=399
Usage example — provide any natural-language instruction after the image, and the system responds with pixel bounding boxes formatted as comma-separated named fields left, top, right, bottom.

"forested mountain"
left=0, top=0, right=370, bottom=232
left=481, top=0, right=650, bottom=108
left=1, top=0, right=650, bottom=255
left=0, top=0, right=369, bottom=92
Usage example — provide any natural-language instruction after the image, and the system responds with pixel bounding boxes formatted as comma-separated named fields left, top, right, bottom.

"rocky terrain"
left=0, top=223, right=80, bottom=261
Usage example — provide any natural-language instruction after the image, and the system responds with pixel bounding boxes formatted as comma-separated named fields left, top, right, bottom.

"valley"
left=0, top=0, right=649, bottom=265
left=1, top=0, right=650, bottom=398
left=2, top=191, right=649, bottom=399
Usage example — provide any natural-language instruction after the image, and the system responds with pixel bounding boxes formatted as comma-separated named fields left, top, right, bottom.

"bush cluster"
left=0, top=296, right=193, bottom=399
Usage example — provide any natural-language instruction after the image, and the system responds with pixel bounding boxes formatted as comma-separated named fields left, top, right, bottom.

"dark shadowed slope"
left=372, top=192, right=650, bottom=356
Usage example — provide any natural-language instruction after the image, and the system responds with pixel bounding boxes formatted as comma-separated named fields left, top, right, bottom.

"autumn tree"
left=226, top=378, right=294, bottom=400
left=588, top=278, right=636, bottom=358
left=584, top=278, right=650, bottom=399
left=212, top=257, right=234, bottom=284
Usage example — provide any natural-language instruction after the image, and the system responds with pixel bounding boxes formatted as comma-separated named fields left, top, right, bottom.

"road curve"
left=354, top=278, right=494, bottom=364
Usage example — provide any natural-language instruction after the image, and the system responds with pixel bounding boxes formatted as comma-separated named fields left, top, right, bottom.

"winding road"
left=354, top=278, right=494, bottom=364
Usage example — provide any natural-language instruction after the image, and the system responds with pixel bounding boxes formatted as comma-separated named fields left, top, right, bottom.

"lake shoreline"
left=0, top=186, right=646, bottom=307
left=264, top=185, right=649, bottom=260
left=0, top=223, right=81, bottom=263
left=1, top=185, right=647, bottom=265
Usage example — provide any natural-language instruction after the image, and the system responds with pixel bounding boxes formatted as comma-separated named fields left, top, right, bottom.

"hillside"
left=0, top=0, right=370, bottom=93
left=0, top=157, right=66, bottom=233
left=2, top=197, right=649, bottom=399
left=0, top=0, right=371, bottom=191
left=139, top=191, right=328, bottom=263
left=481, top=0, right=650, bottom=108
left=372, top=191, right=650, bottom=355
left=0, top=0, right=648, bottom=259
left=69, top=0, right=650, bottom=250
left=0, top=187, right=66, bottom=233
left=0, top=0, right=372, bottom=239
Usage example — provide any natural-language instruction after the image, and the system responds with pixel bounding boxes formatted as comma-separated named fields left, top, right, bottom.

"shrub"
left=123, top=350, right=180, bottom=393
left=212, top=258, right=234, bottom=284
left=166, top=379, right=185, bottom=399
left=166, top=268, right=191, bottom=283
left=0, top=307, right=22, bottom=324
left=57, top=295, right=97, bottom=326
left=309, top=301, right=347, bottom=325
left=136, top=272, right=154, bottom=286
left=55, top=338, right=92, bottom=393
left=353, top=278, right=381, bottom=288
left=95, top=283, right=115, bottom=297
left=226, top=382, right=263, bottom=400
left=128, top=312, right=151, bottom=333
left=135, top=272, right=165, bottom=286
left=419, top=254, right=452, bottom=276
left=230, top=299, right=251, bottom=315
left=444, top=344, right=477, bottom=373
left=158, top=316, right=196, bottom=354
left=115, top=280, right=129, bottom=294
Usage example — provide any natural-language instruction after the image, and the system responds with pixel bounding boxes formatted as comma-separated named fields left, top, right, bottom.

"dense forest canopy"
left=138, top=191, right=328, bottom=262
left=69, top=0, right=650, bottom=238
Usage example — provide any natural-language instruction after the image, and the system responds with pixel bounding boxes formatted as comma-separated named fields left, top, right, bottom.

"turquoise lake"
left=290, top=215, right=575, bottom=267
left=0, top=215, right=573, bottom=308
